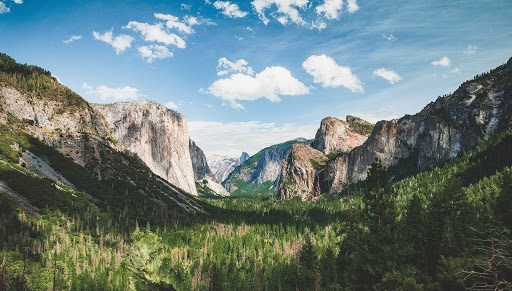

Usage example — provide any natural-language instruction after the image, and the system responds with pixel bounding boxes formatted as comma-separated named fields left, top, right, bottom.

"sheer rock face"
left=189, top=140, right=229, bottom=196
left=92, top=101, right=198, bottom=195
left=277, top=144, right=328, bottom=201
left=223, top=139, right=308, bottom=194
left=311, top=117, right=369, bottom=155
left=279, top=57, right=512, bottom=198
left=0, top=85, right=119, bottom=177
left=208, top=152, right=249, bottom=183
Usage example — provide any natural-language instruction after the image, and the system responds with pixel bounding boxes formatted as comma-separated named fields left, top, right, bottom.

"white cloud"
left=82, top=83, right=143, bottom=101
left=316, top=0, right=343, bottom=20
left=205, top=63, right=309, bottom=109
left=252, top=0, right=308, bottom=26
left=154, top=13, right=198, bottom=34
left=137, top=45, right=173, bottom=62
left=0, top=2, right=10, bottom=14
left=464, top=45, right=477, bottom=56
left=92, top=30, right=134, bottom=54
left=13, top=0, right=23, bottom=3
left=302, top=54, right=363, bottom=93
left=213, top=1, right=248, bottom=18
left=450, top=67, right=460, bottom=73
left=373, top=68, right=402, bottom=84
left=63, top=35, right=82, bottom=44
left=189, top=120, right=318, bottom=157
left=125, top=21, right=186, bottom=48
left=216, top=57, right=254, bottom=76
left=347, top=0, right=359, bottom=13
left=431, top=56, right=451, bottom=67
left=165, top=101, right=178, bottom=109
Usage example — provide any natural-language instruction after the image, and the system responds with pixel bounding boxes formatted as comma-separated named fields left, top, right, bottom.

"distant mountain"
left=278, top=56, right=512, bottom=200
left=223, top=138, right=310, bottom=196
left=208, top=152, right=249, bottom=183
left=189, top=140, right=229, bottom=196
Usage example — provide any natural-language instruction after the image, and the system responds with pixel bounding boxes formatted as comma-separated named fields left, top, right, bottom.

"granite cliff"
left=92, top=101, right=199, bottom=195
left=223, top=138, right=309, bottom=196
left=278, top=57, right=512, bottom=200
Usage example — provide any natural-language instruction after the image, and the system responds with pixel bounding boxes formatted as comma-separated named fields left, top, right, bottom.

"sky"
left=1, top=0, right=512, bottom=158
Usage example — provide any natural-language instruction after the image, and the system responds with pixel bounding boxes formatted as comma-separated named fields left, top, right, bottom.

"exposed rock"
left=208, top=152, right=249, bottom=183
left=189, top=140, right=229, bottom=196
left=311, top=116, right=370, bottom=155
left=223, top=138, right=309, bottom=195
left=277, top=144, right=328, bottom=201
left=92, top=101, right=197, bottom=195
left=278, top=57, right=512, bottom=198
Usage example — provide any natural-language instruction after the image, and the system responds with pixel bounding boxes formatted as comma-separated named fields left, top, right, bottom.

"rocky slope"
left=189, top=140, right=229, bottom=196
left=0, top=53, right=204, bottom=223
left=223, top=138, right=309, bottom=196
left=279, top=56, right=512, bottom=200
left=208, top=152, right=249, bottom=183
left=92, top=101, right=199, bottom=195
left=278, top=117, right=372, bottom=200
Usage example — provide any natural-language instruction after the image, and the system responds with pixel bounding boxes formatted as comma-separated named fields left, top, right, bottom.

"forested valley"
left=1, top=129, right=512, bottom=290
left=1, top=53, right=512, bottom=290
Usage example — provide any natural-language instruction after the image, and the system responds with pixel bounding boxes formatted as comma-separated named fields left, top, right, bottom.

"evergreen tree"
left=298, top=235, right=319, bottom=291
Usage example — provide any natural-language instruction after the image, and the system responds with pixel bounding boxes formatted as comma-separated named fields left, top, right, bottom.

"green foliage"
left=348, top=120, right=374, bottom=135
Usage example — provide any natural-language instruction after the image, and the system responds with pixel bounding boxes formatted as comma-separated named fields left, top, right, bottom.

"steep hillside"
left=0, top=53, right=205, bottom=224
left=279, top=56, right=512, bottom=200
left=223, top=138, right=309, bottom=196
left=189, top=140, right=229, bottom=196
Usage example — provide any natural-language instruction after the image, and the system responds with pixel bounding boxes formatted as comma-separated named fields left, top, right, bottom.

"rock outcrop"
left=278, top=56, right=512, bottom=199
left=189, top=140, right=229, bottom=196
left=223, top=139, right=309, bottom=196
left=311, top=116, right=370, bottom=155
left=92, top=101, right=198, bottom=195
left=278, top=117, right=371, bottom=200
left=208, top=152, right=249, bottom=183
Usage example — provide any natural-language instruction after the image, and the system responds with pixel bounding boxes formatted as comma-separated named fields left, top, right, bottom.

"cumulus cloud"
left=189, top=120, right=318, bottom=157
left=13, top=0, right=23, bottom=4
left=82, top=83, right=143, bottom=101
left=205, top=59, right=309, bottom=109
left=125, top=21, right=186, bottom=48
left=464, top=45, right=477, bottom=56
left=154, top=13, right=199, bottom=34
left=0, top=2, right=10, bottom=14
left=346, top=0, right=359, bottom=13
left=63, top=35, right=82, bottom=44
left=302, top=54, right=363, bottom=93
left=213, top=1, right=248, bottom=18
left=431, top=56, right=451, bottom=67
left=252, top=0, right=308, bottom=26
left=137, top=45, right=173, bottom=62
left=373, top=68, right=402, bottom=84
left=316, top=0, right=343, bottom=20
left=92, top=30, right=134, bottom=54
left=216, top=57, right=254, bottom=76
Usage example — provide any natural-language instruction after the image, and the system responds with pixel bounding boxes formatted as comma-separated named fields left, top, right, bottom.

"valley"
left=1, top=53, right=512, bottom=290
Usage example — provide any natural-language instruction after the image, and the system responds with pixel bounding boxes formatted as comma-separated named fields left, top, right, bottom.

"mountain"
left=92, top=101, right=198, bottom=195
left=278, top=56, right=512, bottom=200
left=278, top=117, right=373, bottom=200
left=208, top=152, right=249, bottom=183
left=0, top=53, right=206, bottom=224
left=223, top=138, right=309, bottom=196
left=189, top=140, right=229, bottom=196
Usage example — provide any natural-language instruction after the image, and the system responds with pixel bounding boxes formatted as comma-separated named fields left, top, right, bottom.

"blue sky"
left=1, top=0, right=512, bottom=157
